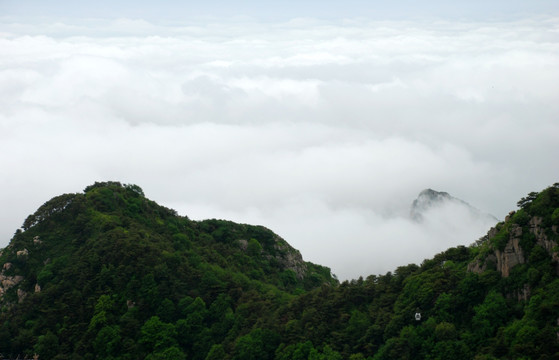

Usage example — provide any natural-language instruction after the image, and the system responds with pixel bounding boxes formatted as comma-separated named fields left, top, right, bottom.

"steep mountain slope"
left=1, top=182, right=558, bottom=360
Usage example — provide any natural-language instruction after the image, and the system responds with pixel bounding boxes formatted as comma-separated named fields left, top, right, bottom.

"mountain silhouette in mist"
left=410, top=188, right=499, bottom=224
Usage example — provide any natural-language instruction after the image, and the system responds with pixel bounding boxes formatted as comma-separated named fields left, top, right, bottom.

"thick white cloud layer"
left=1, top=16, right=558, bottom=279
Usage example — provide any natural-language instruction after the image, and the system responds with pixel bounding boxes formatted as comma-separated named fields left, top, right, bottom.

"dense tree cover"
left=1, top=181, right=558, bottom=359
left=0, top=182, right=334, bottom=359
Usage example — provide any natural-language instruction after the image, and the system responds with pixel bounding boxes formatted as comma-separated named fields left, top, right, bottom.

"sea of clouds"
left=1, top=17, right=558, bottom=279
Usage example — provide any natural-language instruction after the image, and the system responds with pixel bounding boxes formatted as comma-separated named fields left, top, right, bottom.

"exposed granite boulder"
left=238, top=239, right=248, bottom=251
left=16, top=248, right=29, bottom=258
left=0, top=273, right=24, bottom=299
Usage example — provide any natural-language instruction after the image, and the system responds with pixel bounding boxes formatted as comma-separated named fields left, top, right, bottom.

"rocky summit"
left=410, top=188, right=499, bottom=223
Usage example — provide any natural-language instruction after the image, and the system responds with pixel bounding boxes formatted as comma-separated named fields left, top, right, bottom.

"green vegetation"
left=1, top=181, right=559, bottom=359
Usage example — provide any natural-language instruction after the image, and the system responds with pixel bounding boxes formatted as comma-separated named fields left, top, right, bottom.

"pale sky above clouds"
left=1, top=1, right=558, bottom=279
left=2, top=0, right=558, bottom=21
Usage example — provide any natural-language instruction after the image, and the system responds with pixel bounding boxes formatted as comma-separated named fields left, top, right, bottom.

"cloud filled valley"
left=1, top=16, right=558, bottom=279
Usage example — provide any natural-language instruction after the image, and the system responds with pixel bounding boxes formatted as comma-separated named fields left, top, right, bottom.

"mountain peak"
left=410, top=188, right=498, bottom=223
left=410, top=188, right=456, bottom=221
left=418, top=188, right=450, bottom=197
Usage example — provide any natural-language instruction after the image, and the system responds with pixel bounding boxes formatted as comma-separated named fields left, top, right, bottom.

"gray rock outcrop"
left=469, top=215, right=559, bottom=278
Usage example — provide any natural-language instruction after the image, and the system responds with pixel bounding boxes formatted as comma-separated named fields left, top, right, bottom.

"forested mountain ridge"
left=1, top=181, right=559, bottom=359
left=0, top=181, right=335, bottom=359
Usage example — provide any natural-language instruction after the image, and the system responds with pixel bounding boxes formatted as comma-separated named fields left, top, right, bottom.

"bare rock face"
left=238, top=235, right=308, bottom=279
left=469, top=224, right=526, bottom=278
left=530, top=216, right=559, bottom=274
left=467, top=253, right=496, bottom=274
left=468, top=226, right=499, bottom=274
left=531, top=217, right=559, bottom=263
left=469, top=214, right=559, bottom=278
left=494, top=229, right=525, bottom=277
left=273, top=240, right=308, bottom=279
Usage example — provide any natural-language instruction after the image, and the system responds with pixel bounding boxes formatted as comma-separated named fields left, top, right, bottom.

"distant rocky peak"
left=415, top=189, right=453, bottom=205
left=410, top=188, right=498, bottom=223
left=411, top=189, right=456, bottom=221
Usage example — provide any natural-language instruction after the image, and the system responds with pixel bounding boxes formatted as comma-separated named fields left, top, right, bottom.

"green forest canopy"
left=0, top=181, right=558, bottom=359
